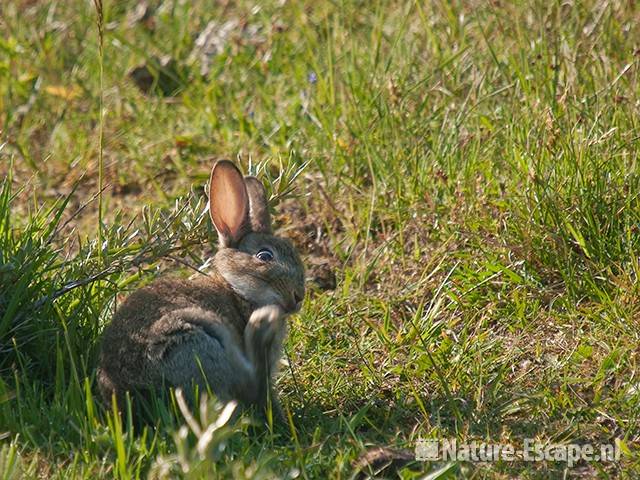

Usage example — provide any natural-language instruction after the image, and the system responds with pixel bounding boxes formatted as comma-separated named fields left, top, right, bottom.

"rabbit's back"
left=97, top=273, right=248, bottom=403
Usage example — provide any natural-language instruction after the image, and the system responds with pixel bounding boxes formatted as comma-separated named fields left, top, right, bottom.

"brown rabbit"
left=97, top=160, right=305, bottom=418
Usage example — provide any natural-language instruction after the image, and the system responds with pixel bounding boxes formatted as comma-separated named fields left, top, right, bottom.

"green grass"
left=1, top=0, right=639, bottom=477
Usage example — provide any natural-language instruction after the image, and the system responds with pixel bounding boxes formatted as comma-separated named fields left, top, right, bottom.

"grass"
left=0, top=0, right=639, bottom=477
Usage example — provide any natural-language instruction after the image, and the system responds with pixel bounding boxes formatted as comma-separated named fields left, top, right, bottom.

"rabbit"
left=97, top=160, right=305, bottom=420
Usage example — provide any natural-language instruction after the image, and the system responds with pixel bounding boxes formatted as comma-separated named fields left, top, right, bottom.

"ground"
left=0, top=0, right=639, bottom=478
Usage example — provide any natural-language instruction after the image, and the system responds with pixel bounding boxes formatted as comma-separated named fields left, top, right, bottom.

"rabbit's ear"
left=209, top=160, right=251, bottom=247
left=244, top=176, right=272, bottom=234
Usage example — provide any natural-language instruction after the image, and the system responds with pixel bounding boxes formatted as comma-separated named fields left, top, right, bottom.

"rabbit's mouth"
left=282, top=290, right=304, bottom=313
left=284, top=301, right=301, bottom=314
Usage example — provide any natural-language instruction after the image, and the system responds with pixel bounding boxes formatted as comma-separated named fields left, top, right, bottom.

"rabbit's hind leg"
left=244, top=305, right=287, bottom=419
left=155, top=308, right=259, bottom=407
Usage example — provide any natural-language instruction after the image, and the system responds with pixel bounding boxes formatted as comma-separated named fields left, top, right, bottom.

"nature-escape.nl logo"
left=415, top=438, right=621, bottom=467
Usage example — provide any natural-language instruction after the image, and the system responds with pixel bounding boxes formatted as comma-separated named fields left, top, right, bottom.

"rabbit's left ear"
left=244, top=176, right=272, bottom=234
left=208, top=160, right=251, bottom=247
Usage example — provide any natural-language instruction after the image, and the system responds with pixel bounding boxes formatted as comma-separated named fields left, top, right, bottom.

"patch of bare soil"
left=276, top=190, right=342, bottom=293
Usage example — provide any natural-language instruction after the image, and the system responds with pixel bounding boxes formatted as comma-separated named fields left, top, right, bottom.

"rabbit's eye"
left=256, top=248, right=274, bottom=262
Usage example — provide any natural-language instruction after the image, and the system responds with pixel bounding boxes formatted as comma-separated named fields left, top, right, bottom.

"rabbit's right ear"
left=244, top=176, right=272, bottom=234
left=209, top=160, right=251, bottom=247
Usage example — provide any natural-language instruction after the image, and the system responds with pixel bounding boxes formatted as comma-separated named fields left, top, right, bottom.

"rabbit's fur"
left=97, top=160, right=305, bottom=417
